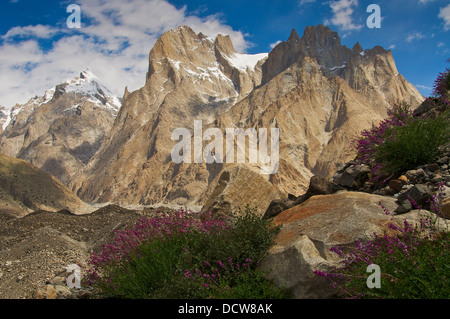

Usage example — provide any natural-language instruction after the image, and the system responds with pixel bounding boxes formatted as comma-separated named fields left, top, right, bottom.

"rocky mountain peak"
left=352, top=41, right=364, bottom=53
left=144, top=25, right=267, bottom=111
left=262, top=24, right=354, bottom=84
left=0, top=69, right=121, bottom=185
left=58, top=68, right=121, bottom=113
left=301, top=24, right=342, bottom=49
left=214, top=33, right=236, bottom=56
left=71, top=25, right=424, bottom=208
left=261, top=24, right=423, bottom=110
left=288, top=28, right=300, bottom=42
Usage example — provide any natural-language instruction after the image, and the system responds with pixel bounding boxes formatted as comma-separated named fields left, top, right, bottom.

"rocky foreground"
left=1, top=101, right=448, bottom=299
left=1, top=148, right=448, bottom=299
left=0, top=205, right=177, bottom=299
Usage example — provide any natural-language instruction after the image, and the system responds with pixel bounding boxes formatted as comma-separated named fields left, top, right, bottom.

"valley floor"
left=0, top=204, right=178, bottom=299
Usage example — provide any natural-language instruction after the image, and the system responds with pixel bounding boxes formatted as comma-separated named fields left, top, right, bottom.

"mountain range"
left=0, top=24, right=425, bottom=212
left=0, top=69, right=120, bottom=186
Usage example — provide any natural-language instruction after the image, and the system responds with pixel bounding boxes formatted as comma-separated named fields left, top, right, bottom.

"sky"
left=0, top=0, right=449, bottom=109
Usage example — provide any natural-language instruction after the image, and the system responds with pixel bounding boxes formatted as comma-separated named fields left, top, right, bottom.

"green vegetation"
left=317, top=67, right=450, bottom=299
left=315, top=189, right=450, bottom=299
left=374, top=107, right=449, bottom=176
left=85, top=207, right=287, bottom=299
left=355, top=101, right=449, bottom=181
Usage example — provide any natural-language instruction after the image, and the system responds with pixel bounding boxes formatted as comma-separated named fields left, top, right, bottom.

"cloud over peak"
left=325, top=0, right=363, bottom=31
left=0, top=0, right=252, bottom=109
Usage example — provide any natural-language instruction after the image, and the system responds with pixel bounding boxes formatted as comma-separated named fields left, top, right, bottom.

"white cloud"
left=439, top=4, right=450, bottom=31
left=270, top=40, right=282, bottom=49
left=299, top=0, right=316, bottom=5
left=0, top=0, right=252, bottom=109
left=415, top=84, right=432, bottom=90
left=2, top=25, right=59, bottom=40
left=325, top=0, right=363, bottom=31
left=406, top=32, right=425, bottom=42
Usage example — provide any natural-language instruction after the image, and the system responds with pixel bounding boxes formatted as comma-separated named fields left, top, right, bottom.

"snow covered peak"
left=62, top=69, right=121, bottom=113
left=1, top=69, right=121, bottom=132
left=65, top=68, right=98, bottom=86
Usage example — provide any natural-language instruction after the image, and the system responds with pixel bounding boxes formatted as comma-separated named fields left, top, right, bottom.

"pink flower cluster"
left=84, top=209, right=228, bottom=286
left=433, top=68, right=450, bottom=107
left=315, top=186, right=447, bottom=298
left=354, top=102, right=413, bottom=181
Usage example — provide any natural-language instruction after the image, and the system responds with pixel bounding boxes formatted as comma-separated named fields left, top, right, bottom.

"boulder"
left=263, top=199, right=295, bottom=220
left=413, top=97, right=438, bottom=117
left=263, top=175, right=343, bottom=220
left=332, top=164, right=371, bottom=190
left=293, top=176, right=343, bottom=205
left=398, top=175, right=408, bottom=184
left=405, top=168, right=426, bottom=184
left=442, top=198, right=450, bottom=220
left=395, top=184, right=433, bottom=214
left=46, top=285, right=58, bottom=299
left=388, top=179, right=403, bottom=193
left=259, top=191, right=428, bottom=299
left=201, top=165, right=282, bottom=219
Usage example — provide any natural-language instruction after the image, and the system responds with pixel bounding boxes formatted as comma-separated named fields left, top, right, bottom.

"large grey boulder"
left=263, top=175, right=343, bottom=220
left=201, top=165, right=282, bottom=219
left=332, top=164, right=371, bottom=190
left=395, top=184, right=433, bottom=214
left=259, top=191, right=434, bottom=299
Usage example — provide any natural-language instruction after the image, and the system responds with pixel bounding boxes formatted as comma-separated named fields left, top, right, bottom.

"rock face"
left=70, top=24, right=424, bottom=208
left=72, top=26, right=268, bottom=206
left=200, top=165, right=282, bottom=219
left=259, top=192, right=429, bottom=299
left=263, top=25, right=422, bottom=106
left=0, top=70, right=120, bottom=185
left=0, top=153, right=91, bottom=218
left=2, top=24, right=423, bottom=210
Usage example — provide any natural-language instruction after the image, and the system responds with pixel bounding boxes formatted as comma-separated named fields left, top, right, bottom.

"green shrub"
left=315, top=187, right=450, bottom=299
left=99, top=235, right=185, bottom=299
left=374, top=110, right=449, bottom=175
left=85, top=207, right=285, bottom=299
left=182, top=206, right=281, bottom=270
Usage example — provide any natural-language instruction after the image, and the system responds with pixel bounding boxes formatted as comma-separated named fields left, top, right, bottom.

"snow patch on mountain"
left=226, top=53, right=268, bottom=71
left=1, top=87, right=55, bottom=131
left=63, top=69, right=122, bottom=113
left=1, top=69, right=121, bottom=132
left=0, top=106, right=8, bottom=132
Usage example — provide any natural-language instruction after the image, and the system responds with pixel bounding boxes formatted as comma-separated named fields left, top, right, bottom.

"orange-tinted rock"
left=260, top=192, right=431, bottom=299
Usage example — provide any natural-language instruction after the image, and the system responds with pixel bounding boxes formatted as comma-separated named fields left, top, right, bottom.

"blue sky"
left=0, top=0, right=449, bottom=109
